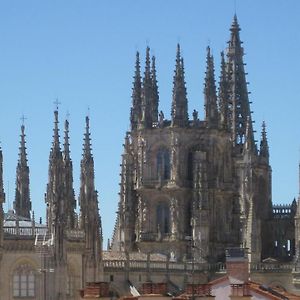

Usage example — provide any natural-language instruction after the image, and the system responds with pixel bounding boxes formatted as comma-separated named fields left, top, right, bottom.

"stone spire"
left=227, top=14, right=254, bottom=151
left=204, top=46, right=218, bottom=128
left=63, top=119, right=76, bottom=229
left=140, top=47, right=153, bottom=128
left=0, top=146, right=5, bottom=249
left=151, top=55, right=159, bottom=124
left=171, top=43, right=188, bottom=127
left=130, top=51, right=142, bottom=130
left=259, top=121, right=269, bottom=160
left=79, top=116, right=102, bottom=283
left=218, top=51, right=230, bottom=130
left=45, top=109, right=65, bottom=233
left=45, top=110, right=68, bottom=299
left=14, top=124, right=31, bottom=219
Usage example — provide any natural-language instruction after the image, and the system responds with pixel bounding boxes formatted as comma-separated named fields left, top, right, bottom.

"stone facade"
left=0, top=14, right=299, bottom=300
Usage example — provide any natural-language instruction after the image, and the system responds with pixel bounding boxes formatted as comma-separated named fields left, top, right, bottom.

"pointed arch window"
left=156, top=202, right=170, bottom=234
left=157, top=149, right=170, bottom=180
left=12, top=264, right=35, bottom=297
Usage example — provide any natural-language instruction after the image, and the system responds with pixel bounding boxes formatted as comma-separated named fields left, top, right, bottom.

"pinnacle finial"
left=260, top=121, right=269, bottom=159
left=19, top=123, right=28, bottom=165
left=52, top=110, right=60, bottom=152
left=145, top=46, right=151, bottom=79
left=231, top=14, right=240, bottom=32
left=204, top=46, right=218, bottom=127
left=83, top=116, right=92, bottom=157
left=130, top=51, right=142, bottom=130
left=218, top=51, right=229, bottom=130
left=171, top=43, right=188, bottom=127
left=151, top=55, right=159, bottom=124
left=64, top=119, right=71, bottom=160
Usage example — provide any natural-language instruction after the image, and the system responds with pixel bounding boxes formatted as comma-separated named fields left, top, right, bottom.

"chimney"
left=226, top=248, right=249, bottom=283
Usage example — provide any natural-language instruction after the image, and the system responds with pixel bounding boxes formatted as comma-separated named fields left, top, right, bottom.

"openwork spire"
left=227, top=14, right=254, bottom=151
left=171, top=43, right=188, bottom=127
left=204, top=46, right=218, bottom=128
left=218, top=51, right=230, bottom=130
left=259, top=121, right=269, bottom=159
left=63, top=119, right=76, bottom=229
left=130, top=51, right=142, bottom=130
left=14, top=124, right=31, bottom=219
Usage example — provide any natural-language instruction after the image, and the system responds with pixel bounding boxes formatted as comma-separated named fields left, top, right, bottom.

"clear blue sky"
left=0, top=1, right=299, bottom=246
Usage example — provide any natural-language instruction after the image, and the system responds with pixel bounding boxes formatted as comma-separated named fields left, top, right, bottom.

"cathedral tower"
left=112, top=15, right=272, bottom=263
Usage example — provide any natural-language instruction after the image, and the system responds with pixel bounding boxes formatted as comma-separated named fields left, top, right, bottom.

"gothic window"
left=156, top=202, right=170, bottom=234
left=157, top=149, right=170, bottom=180
left=12, top=264, right=35, bottom=297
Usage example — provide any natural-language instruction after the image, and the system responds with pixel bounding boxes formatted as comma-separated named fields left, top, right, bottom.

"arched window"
left=157, top=149, right=170, bottom=180
left=12, top=264, right=35, bottom=297
left=156, top=203, right=170, bottom=234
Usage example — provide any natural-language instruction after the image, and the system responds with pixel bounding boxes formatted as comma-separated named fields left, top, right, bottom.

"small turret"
left=14, top=124, right=31, bottom=219
left=171, top=44, right=188, bottom=127
left=130, top=51, right=142, bottom=130
left=259, top=121, right=269, bottom=161
left=244, top=116, right=256, bottom=155
left=204, top=46, right=218, bottom=128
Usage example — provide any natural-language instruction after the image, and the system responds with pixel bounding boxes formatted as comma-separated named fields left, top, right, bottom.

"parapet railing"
left=104, top=259, right=296, bottom=273
left=103, top=260, right=226, bottom=273
left=4, top=226, right=84, bottom=240
left=4, top=226, right=47, bottom=237
left=250, top=263, right=294, bottom=272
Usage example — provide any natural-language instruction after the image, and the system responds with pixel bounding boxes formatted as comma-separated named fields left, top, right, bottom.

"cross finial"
left=87, top=106, right=90, bottom=118
left=20, top=114, right=27, bottom=126
left=54, top=98, right=61, bottom=110
left=66, top=110, right=70, bottom=121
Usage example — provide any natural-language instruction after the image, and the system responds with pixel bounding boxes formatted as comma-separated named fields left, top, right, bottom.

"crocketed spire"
left=79, top=116, right=102, bottom=282
left=14, top=124, right=31, bottom=219
left=151, top=55, right=159, bottom=124
left=140, top=47, right=153, bottom=128
left=204, top=46, right=218, bottom=128
left=130, top=51, right=142, bottom=130
left=171, top=43, right=188, bottom=127
left=63, top=119, right=76, bottom=229
left=45, top=110, right=65, bottom=233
